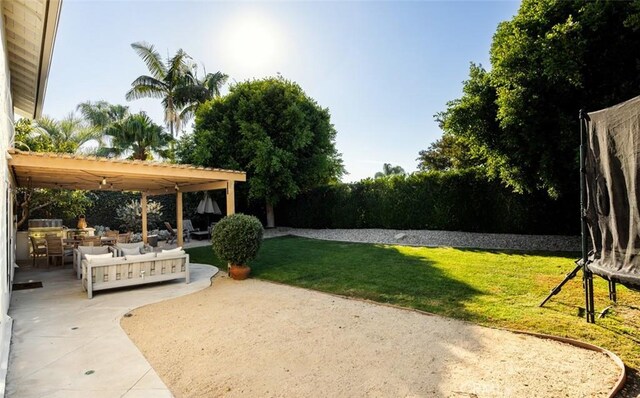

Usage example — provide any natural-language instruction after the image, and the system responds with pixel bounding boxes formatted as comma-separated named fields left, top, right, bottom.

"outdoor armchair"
left=164, top=222, right=189, bottom=244
left=45, top=236, right=72, bottom=267
left=29, top=236, right=47, bottom=267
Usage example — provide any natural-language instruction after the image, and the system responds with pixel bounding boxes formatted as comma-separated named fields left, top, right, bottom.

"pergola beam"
left=8, top=151, right=246, bottom=190
left=146, top=181, right=228, bottom=196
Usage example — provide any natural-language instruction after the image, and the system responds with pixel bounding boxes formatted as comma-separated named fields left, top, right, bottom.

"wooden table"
left=100, top=237, right=117, bottom=246
left=63, top=239, right=83, bottom=249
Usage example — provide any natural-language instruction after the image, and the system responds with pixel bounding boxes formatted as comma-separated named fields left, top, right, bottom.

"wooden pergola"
left=7, top=149, right=246, bottom=247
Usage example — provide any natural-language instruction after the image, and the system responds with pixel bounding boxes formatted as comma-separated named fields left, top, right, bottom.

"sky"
left=44, top=0, right=521, bottom=182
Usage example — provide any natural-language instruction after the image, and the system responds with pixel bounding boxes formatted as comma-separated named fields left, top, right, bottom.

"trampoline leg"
left=584, top=271, right=595, bottom=323
left=608, top=280, right=617, bottom=303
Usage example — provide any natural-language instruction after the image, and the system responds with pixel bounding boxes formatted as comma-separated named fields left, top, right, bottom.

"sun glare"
left=223, top=13, right=284, bottom=75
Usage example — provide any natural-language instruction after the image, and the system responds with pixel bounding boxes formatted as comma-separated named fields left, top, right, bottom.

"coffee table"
left=190, top=231, right=211, bottom=241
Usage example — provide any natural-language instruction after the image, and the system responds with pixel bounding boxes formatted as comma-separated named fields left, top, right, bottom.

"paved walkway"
left=7, top=263, right=218, bottom=398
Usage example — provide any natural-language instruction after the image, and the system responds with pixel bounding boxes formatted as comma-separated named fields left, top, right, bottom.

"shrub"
left=115, top=199, right=164, bottom=233
left=212, top=214, right=264, bottom=265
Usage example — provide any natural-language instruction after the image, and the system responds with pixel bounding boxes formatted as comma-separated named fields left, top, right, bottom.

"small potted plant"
left=211, top=214, right=263, bottom=280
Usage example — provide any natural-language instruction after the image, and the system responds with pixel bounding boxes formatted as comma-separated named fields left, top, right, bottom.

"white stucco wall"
left=0, top=0, right=16, bottom=386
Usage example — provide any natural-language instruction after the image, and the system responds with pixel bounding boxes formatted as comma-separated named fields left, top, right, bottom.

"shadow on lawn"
left=250, top=236, right=482, bottom=320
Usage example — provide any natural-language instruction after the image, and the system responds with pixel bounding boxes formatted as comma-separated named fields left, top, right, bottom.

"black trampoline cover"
left=585, top=95, right=640, bottom=288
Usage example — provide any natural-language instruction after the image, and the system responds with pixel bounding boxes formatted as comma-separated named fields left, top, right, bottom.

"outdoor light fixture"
left=101, top=177, right=107, bottom=185
left=174, top=183, right=179, bottom=191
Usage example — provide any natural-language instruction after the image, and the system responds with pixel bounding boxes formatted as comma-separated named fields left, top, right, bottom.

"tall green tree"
left=427, top=1, right=640, bottom=197
left=126, top=42, right=194, bottom=136
left=417, top=133, right=484, bottom=172
left=177, top=77, right=344, bottom=227
left=98, top=112, right=174, bottom=160
left=374, top=163, right=405, bottom=178
left=126, top=42, right=228, bottom=136
left=13, top=118, right=93, bottom=228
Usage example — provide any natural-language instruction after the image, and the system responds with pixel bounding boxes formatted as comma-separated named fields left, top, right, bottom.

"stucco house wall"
left=0, top=0, right=16, bottom=390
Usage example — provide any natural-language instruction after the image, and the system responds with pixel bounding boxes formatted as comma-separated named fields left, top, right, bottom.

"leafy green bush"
left=115, top=199, right=164, bottom=233
left=212, top=214, right=264, bottom=265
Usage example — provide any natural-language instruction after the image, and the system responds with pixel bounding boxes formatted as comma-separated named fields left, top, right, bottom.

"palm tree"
left=374, top=163, right=405, bottom=178
left=35, top=113, right=104, bottom=152
left=77, top=100, right=130, bottom=131
left=98, top=112, right=174, bottom=160
left=177, top=70, right=229, bottom=123
left=126, top=42, right=195, bottom=136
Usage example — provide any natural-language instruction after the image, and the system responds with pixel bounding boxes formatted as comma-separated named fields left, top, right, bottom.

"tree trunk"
left=266, top=201, right=275, bottom=229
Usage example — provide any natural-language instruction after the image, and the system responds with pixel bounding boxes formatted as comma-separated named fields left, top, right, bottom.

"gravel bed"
left=264, top=227, right=581, bottom=252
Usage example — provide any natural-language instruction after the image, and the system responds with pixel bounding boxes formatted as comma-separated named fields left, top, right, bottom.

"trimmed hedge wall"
left=275, top=169, right=578, bottom=235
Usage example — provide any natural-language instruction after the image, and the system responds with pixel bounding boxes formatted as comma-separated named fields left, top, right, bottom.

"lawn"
left=186, top=235, right=640, bottom=370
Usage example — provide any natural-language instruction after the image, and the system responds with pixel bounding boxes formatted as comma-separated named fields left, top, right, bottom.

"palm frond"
left=131, top=42, right=167, bottom=80
left=126, top=84, right=166, bottom=101
left=203, top=71, right=229, bottom=98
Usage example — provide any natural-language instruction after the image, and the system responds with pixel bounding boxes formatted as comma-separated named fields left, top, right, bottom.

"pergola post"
left=176, top=191, right=183, bottom=247
left=141, top=192, right=148, bottom=244
left=226, top=181, right=235, bottom=215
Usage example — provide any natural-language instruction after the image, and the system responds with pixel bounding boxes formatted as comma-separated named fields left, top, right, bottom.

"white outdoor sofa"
left=73, top=242, right=152, bottom=280
left=73, top=245, right=115, bottom=280
left=81, top=248, right=190, bottom=299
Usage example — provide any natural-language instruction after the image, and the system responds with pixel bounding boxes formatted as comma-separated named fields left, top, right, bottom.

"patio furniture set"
left=29, top=232, right=132, bottom=268
left=29, top=233, right=190, bottom=299
left=77, top=242, right=190, bottom=299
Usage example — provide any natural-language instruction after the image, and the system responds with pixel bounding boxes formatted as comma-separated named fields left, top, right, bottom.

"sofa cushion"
left=78, top=246, right=110, bottom=258
left=156, top=250, right=186, bottom=259
left=84, top=257, right=126, bottom=267
left=121, top=247, right=143, bottom=256
left=125, top=252, right=156, bottom=261
left=85, top=253, right=114, bottom=263
left=162, top=247, right=182, bottom=253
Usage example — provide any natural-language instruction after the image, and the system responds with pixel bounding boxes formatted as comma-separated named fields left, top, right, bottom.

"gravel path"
left=264, top=227, right=581, bottom=252
left=122, top=277, right=622, bottom=398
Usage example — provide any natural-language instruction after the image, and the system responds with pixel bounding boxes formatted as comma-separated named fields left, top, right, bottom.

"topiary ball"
left=211, top=214, right=264, bottom=266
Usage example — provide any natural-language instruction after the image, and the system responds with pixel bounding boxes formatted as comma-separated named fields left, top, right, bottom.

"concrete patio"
left=6, top=262, right=218, bottom=397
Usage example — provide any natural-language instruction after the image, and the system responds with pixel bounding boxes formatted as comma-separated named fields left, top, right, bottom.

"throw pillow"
left=121, top=247, right=142, bottom=256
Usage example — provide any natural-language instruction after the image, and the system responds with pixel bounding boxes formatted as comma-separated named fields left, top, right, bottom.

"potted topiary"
left=211, top=213, right=264, bottom=280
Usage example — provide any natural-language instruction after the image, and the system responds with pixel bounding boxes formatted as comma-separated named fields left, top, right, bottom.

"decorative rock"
left=263, top=228, right=580, bottom=252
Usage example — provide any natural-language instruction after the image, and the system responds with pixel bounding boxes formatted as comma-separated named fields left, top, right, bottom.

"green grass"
left=187, top=235, right=640, bottom=369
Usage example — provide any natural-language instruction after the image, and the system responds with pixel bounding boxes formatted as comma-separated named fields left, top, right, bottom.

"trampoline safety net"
left=585, top=95, right=640, bottom=289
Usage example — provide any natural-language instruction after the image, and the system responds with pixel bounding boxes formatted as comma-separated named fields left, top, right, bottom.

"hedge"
left=60, top=191, right=214, bottom=232
left=275, top=169, right=578, bottom=235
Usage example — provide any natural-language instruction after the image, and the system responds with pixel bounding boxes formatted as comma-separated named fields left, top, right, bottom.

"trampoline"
left=541, top=95, right=640, bottom=323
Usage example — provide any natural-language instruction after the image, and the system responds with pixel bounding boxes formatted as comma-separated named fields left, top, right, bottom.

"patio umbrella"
left=197, top=192, right=222, bottom=227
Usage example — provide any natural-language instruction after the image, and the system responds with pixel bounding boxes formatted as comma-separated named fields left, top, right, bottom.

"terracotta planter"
left=229, top=264, right=251, bottom=280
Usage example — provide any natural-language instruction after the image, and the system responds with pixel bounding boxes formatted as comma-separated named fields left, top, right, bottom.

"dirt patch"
left=122, top=277, right=621, bottom=397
